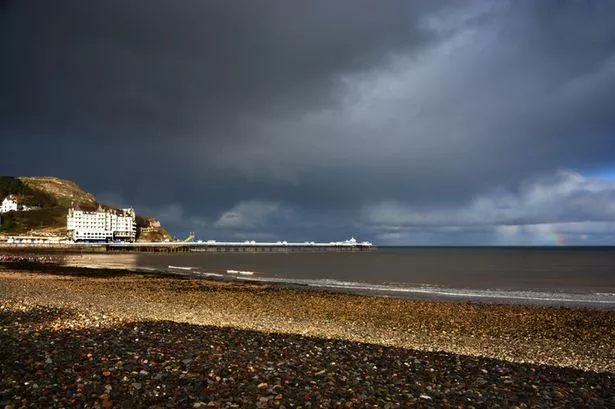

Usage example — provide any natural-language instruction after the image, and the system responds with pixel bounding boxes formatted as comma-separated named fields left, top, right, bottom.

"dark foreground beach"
left=1, top=264, right=614, bottom=408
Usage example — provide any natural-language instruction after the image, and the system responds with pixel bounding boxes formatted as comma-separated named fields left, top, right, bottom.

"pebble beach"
left=1, top=263, right=614, bottom=408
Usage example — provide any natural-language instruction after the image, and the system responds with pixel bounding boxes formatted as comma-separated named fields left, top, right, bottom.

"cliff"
left=0, top=176, right=171, bottom=241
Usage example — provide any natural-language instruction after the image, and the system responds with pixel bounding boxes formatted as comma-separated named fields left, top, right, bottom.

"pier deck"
left=0, top=242, right=375, bottom=253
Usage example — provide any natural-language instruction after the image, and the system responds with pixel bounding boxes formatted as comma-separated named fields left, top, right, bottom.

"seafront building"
left=0, top=195, right=34, bottom=213
left=66, top=207, right=137, bottom=242
left=0, top=196, right=19, bottom=213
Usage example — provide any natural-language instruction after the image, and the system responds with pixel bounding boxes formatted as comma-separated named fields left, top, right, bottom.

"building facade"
left=1, top=195, right=20, bottom=213
left=0, top=195, right=36, bottom=213
left=67, top=208, right=137, bottom=242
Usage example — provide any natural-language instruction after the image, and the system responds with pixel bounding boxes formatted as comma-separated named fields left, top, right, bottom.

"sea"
left=61, top=247, right=615, bottom=310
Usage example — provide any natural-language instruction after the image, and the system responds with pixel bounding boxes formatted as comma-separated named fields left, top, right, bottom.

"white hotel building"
left=67, top=208, right=137, bottom=242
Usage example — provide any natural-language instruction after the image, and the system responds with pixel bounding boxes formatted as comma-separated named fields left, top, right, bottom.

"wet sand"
left=1, top=264, right=614, bottom=408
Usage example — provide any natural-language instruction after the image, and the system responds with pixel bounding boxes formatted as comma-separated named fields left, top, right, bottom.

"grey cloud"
left=363, top=171, right=615, bottom=245
left=213, top=200, right=283, bottom=230
left=363, top=171, right=615, bottom=227
left=373, top=222, right=615, bottom=246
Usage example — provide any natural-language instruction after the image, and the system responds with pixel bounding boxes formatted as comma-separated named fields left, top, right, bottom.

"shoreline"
left=2, top=264, right=614, bottom=407
left=3, top=259, right=615, bottom=311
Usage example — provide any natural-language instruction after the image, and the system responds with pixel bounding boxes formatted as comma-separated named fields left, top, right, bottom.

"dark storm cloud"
left=1, top=0, right=441, bottom=139
left=237, top=0, right=615, bottom=200
left=2, top=0, right=615, bottom=244
left=1, top=0, right=446, bottom=210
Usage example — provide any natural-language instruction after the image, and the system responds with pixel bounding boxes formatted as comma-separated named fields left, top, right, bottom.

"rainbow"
left=549, top=232, right=567, bottom=246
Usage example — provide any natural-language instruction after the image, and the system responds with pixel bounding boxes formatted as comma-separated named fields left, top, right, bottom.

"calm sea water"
left=63, top=247, right=615, bottom=309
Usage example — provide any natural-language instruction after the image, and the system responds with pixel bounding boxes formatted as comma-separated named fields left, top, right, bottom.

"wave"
left=234, top=276, right=615, bottom=308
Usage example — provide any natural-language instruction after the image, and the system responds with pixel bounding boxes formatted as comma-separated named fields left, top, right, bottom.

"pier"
left=0, top=239, right=375, bottom=253
left=107, top=241, right=375, bottom=253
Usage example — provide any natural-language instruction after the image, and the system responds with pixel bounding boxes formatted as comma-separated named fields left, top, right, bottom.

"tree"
left=0, top=176, right=26, bottom=199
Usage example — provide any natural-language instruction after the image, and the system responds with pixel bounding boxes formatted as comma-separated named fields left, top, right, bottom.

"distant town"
left=1, top=193, right=145, bottom=244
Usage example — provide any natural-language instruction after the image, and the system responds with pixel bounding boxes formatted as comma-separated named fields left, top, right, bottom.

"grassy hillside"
left=0, top=176, right=171, bottom=240
left=19, top=176, right=98, bottom=209
left=0, top=176, right=57, bottom=208
left=0, top=207, right=67, bottom=234
left=0, top=176, right=100, bottom=234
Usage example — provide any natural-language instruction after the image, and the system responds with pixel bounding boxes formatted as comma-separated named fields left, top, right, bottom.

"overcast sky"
left=2, top=0, right=615, bottom=245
